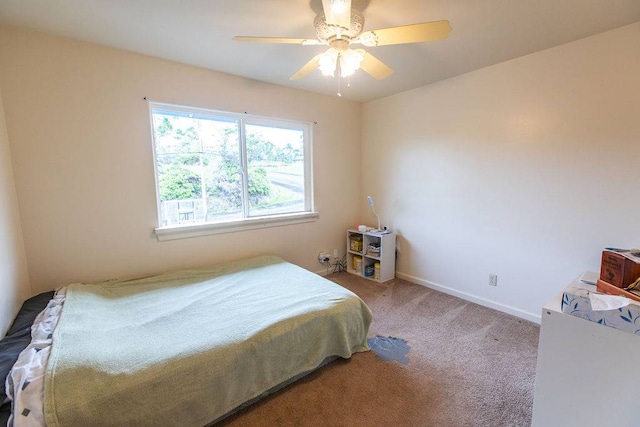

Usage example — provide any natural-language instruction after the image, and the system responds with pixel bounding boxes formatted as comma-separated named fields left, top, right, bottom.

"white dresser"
left=532, top=278, right=640, bottom=426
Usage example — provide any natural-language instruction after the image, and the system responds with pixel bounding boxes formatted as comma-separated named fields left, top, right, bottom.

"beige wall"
left=0, top=26, right=362, bottom=294
left=3, top=22, right=638, bottom=322
left=363, top=23, right=640, bottom=321
left=0, top=87, right=31, bottom=335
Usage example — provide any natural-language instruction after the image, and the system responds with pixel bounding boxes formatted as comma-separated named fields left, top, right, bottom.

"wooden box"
left=596, top=279, right=640, bottom=303
left=599, top=250, right=640, bottom=288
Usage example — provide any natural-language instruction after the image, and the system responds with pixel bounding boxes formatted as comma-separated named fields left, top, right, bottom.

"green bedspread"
left=43, top=255, right=371, bottom=426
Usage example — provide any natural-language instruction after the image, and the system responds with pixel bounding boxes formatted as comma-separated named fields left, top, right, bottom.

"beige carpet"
left=219, top=273, right=540, bottom=426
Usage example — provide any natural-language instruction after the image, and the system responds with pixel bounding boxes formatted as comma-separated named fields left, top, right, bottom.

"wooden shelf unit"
left=346, top=229, right=396, bottom=283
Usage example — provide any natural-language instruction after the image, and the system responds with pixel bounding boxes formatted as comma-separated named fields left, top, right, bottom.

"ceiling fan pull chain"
left=337, top=59, right=342, bottom=96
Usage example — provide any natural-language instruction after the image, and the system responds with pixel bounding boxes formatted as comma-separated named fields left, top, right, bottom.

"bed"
left=1, top=255, right=372, bottom=426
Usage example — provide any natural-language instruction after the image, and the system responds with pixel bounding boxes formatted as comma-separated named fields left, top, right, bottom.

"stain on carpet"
left=367, top=336, right=410, bottom=364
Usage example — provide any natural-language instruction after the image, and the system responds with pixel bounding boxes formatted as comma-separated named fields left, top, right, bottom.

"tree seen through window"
left=151, top=105, right=309, bottom=227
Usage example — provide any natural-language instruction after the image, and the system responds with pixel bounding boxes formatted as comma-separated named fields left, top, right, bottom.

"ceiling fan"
left=233, top=0, right=451, bottom=83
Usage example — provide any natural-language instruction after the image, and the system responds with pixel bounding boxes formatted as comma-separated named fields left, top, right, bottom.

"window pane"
left=151, top=103, right=312, bottom=230
left=245, top=124, right=305, bottom=217
left=156, top=153, right=204, bottom=226
left=203, top=151, right=243, bottom=222
left=152, top=109, right=242, bottom=226
left=200, top=117, right=243, bottom=222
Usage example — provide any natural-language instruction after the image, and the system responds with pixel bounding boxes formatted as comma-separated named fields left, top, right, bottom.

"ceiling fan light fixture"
left=340, top=49, right=365, bottom=77
left=317, top=47, right=364, bottom=78
left=321, top=0, right=352, bottom=29
left=331, top=0, right=349, bottom=14
left=318, top=48, right=339, bottom=76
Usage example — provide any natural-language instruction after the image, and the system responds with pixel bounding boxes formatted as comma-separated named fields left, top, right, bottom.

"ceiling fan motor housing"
left=314, top=9, right=365, bottom=44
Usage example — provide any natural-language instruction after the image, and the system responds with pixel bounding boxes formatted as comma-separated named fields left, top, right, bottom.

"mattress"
left=3, top=255, right=372, bottom=426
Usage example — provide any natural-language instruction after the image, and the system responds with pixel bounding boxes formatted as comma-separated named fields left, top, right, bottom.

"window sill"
left=154, top=212, right=319, bottom=241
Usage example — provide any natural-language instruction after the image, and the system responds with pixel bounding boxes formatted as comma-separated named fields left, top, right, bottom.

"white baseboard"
left=396, top=271, right=542, bottom=324
left=314, top=269, right=329, bottom=276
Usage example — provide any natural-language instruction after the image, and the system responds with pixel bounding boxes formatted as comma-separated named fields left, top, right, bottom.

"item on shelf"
left=596, top=279, right=640, bottom=303
left=374, top=262, right=380, bottom=281
left=364, top=265, right=374, bottom=277
left=367, top=196, right=381, bottom=231
left=626, top=277, right=640, bottom=296
left=353, top=256, right=363, bottom=273
left=563, top=281, right=640, bottom=332
left=366, top=243, right=380, bottom=257
left=600, top=249, right=640, bottom=288
left=349, top=233, right=363, bottom=252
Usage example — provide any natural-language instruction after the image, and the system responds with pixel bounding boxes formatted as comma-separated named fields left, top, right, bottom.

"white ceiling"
left=1, top=0, right=640, bottom=102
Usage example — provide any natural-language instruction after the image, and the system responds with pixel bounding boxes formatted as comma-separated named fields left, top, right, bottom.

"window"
left=149, top=103, right=315, bottom=238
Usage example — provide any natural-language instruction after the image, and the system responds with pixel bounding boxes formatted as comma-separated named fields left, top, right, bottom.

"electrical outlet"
left=318, top=251, right=330, bottom=264
left=489, top=274, right=498, bottom=287
left=333, top=249, right=339, bottom=259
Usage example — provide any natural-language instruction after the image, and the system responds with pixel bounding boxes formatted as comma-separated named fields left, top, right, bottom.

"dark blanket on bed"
left=0, top=291, right=55, bottom=425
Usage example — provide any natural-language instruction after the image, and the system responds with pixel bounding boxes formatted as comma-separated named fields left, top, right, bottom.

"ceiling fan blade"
left=321, top=0, right=352, bottom=28
left=359, top=52, right=394, bottom=80
left=290, top=55, right=321, bottom=80
left=233, top=36, right=323, bottom=45
left=356, top=20, right=452, bottom=46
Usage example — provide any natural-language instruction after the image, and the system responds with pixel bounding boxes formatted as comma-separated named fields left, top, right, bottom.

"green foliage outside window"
left=159, top=164, right=201, bottom=201
left=152, top=111, right=304, bottom=224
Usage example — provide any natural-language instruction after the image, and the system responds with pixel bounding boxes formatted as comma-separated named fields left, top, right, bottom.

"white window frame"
left=149, top=102, right=317, bottom=241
